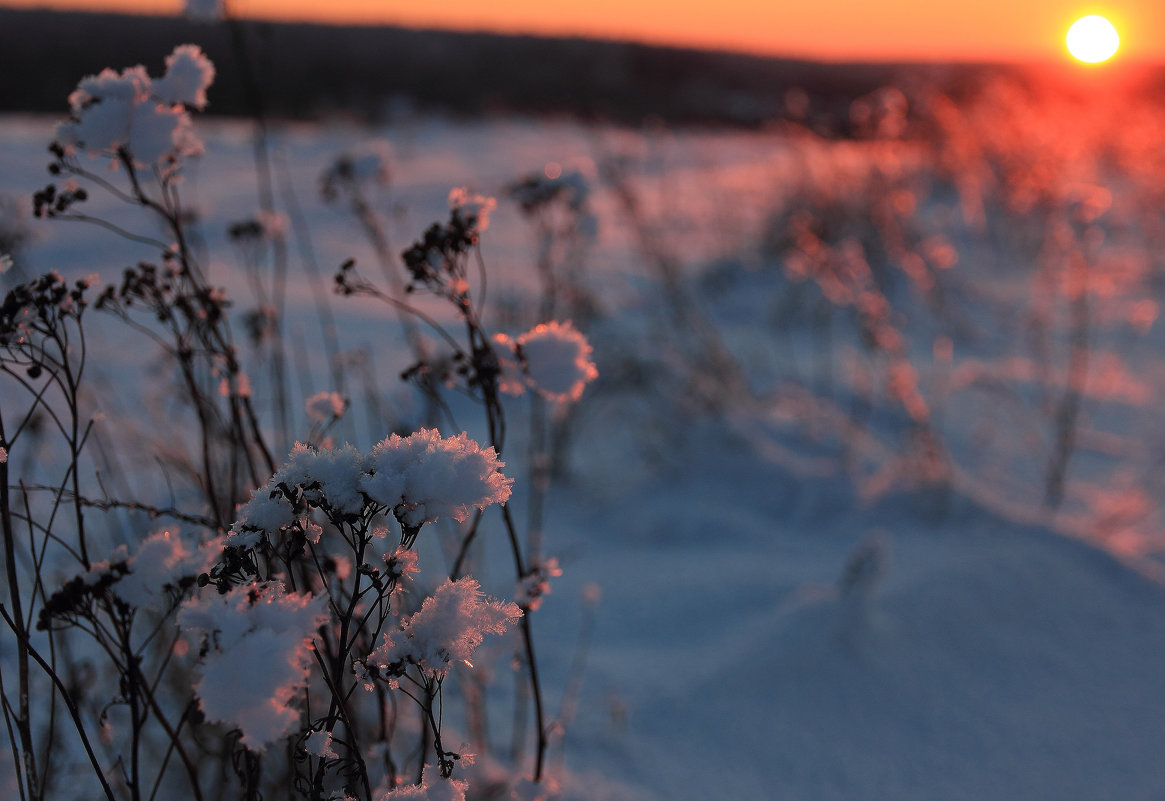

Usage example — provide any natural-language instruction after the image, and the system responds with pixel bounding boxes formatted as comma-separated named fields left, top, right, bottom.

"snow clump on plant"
left=55, top=44, right=214, bottom=168
left=152, top=44, right=216, bottom=110
left=103, top=528, right=220, bottom=608
left=367, top=576, right=521, bottom=681
left=495, top=321, right=598, bottom=404
left=229, top=430, right=512, bottom=545
left=361, top=429, right=513, bottom=528
left=304, top=728, right=339, bottom=760
left=178, top=581, right=328, bottom=750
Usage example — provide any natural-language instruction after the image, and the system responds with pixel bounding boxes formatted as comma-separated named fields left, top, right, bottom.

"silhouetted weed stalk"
left=1, top=44, right=595, bottom=801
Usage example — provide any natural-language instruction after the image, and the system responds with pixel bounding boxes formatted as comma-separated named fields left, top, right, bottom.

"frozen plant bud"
left=516, top=320, right=598, bottom=404
left=0, top=254, right=11, bottom=274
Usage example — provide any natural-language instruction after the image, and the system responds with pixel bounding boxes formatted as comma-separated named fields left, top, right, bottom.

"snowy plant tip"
left=40, top=529, right=221, bottom=630
left=369, top=576, right=522, bottom=680
left=376, top=764, right=468, bottom=800
left=448, top=187, right=496, bottom=233
left=55, top=44, right=214, bottom=166
left=230, top=429, right=512, bottom=543
left=496, top=320, right=598, bottom=404
left=364, top=429, right=512, bottom=528
left=178, top=582, right=328, bottom=750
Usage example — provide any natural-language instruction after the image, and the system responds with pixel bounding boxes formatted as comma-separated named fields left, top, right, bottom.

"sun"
left=1066, top=15, right=1120, bottom=63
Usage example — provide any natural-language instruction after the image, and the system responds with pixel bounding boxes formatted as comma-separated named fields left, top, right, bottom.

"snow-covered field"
left=5, top=70, right=1165, bottom=799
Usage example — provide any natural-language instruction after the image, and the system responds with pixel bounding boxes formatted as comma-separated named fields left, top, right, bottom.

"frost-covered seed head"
left=369, top=577, right=521, bottom=679
left=362, top=429, right=513, bottom=528
left=516, top=320, right=598, bottom=404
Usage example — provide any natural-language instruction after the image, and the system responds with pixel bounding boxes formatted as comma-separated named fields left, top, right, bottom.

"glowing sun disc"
left=1066, top=15, right=1120, bottom=63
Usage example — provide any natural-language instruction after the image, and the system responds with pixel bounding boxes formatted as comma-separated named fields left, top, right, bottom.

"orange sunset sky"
left=3, top=0, right=1165, bottom=62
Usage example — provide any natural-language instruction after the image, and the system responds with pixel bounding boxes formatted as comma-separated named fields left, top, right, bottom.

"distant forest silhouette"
left=1, top=8, right=1046, bottom=128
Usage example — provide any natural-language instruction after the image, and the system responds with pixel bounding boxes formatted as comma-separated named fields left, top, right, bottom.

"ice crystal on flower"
left=383, top=545, right=420, bottom=585
left=178, top=582, right=327, bottom=750
left=362, top=429, right=512, bottom=528
left=369, top=577, right=521, bottom=679
left=516, top=321, right=598, bottom=404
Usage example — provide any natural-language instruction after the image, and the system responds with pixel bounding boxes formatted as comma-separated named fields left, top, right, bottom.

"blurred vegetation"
left=0, top=8, right=1041, bottom=129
